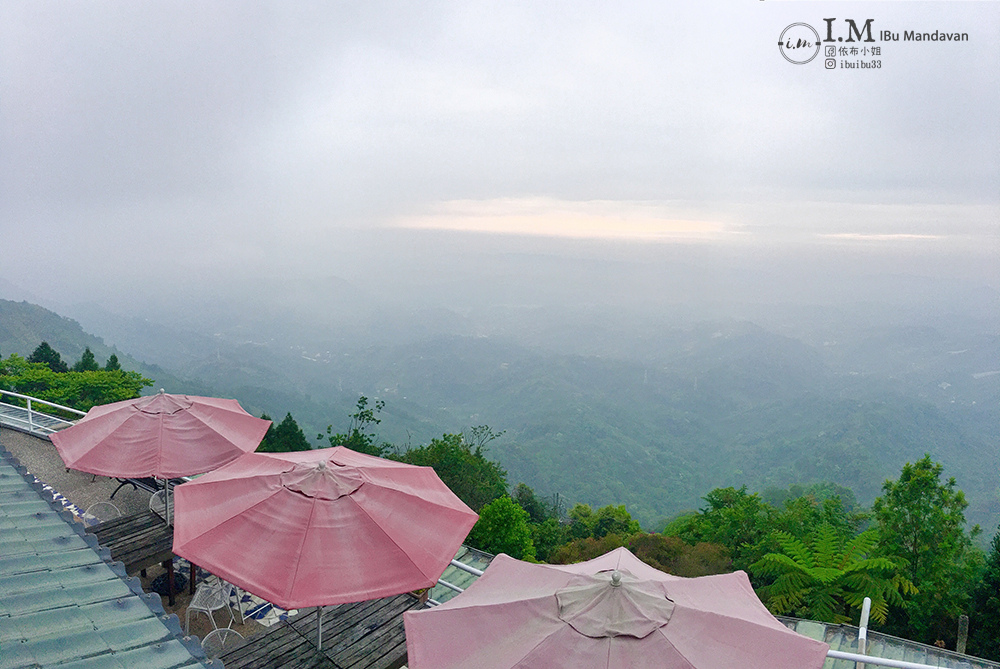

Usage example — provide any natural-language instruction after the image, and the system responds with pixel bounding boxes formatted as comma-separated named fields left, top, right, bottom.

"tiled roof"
left=0, top=445, right=213, bottom=669
left=779, top=616, right=1000, bottom=669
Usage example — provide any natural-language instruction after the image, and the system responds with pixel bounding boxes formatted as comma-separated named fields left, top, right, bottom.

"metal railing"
left=827, top=649, right=963, bottom=669
left=0, top=389, right=85, bottom=435
left=427, top=559, right=486, bottom=606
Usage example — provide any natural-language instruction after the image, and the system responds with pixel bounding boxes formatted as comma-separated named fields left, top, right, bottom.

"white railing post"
left=27, top=397, right=34, bottom=432
left=858, top=596, right=871, bottom=669
left=826, top=650, right=960, bottom=669
left=449, top=559, right=484, bottom=577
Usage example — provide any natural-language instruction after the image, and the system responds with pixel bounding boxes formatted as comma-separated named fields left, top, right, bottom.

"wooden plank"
left=220, top=595, right=422, bottom=669
left=320, top=599, right=411, bottom=657
left=89, top=519, right=164, bottom=554
left=222, top=624, right=333, bottom=669
left=335, top=618, right=408, bottom=669
left=329, top=597, right=420, bottom=669
left=293, top=594, right=416, bottom=647
left=85, top=509, right=176, bottom=604
left=221, top=612, right=328, bottom=669
left=109, top=532, right=173, bottom=568
left=289, top=600, right=388, bottom=644
left=86, top=510, right=160, bottom=537
left=86, top=511, right=174, bottom=572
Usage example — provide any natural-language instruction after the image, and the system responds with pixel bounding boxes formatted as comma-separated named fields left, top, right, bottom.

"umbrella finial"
left=610, top=571, right=622, bottom=587
left=159, top=388, right=165, bottom=394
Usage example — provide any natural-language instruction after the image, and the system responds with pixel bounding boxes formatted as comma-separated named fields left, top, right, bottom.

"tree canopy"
left=393, top=432, right=508, bottom=512
left=28, top=341, right=68, bottom=373
left=258, top=412, right=311, bottom=453
left=967, top=527, right=1000, bottom=660
left=872, top=455, right=982, bottom=645
left=72, top=347, right=100, bottom=372
left=663, top=486, right=777, bottom=572
left=104, top=354, right=121, bottom=371
left=322, top=395, right=386, bottom=456
left=751, top=524, right=914, bottom=624
left=466, top=495, right=536, bottom=560
left=1, top=351, right=152, bottom=411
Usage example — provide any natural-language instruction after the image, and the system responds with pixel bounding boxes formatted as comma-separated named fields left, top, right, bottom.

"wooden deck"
left=219, top=593, right=423, bottom=669
left=84, top=509, right=191, bottom=604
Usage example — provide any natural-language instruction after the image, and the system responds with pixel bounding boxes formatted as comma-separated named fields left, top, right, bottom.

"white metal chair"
left=201, top=627, right=244, bottom=659
left=149, top=489, right=173, bottom=523
left=220, top=579, right=246, bottom=625
left=83, top=501, right=121, bottom=525
left=186, top=577, right=236, bottom=635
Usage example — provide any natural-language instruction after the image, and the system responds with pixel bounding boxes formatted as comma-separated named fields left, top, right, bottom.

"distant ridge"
left=0, top=298, right=188, bottom=395
left=1, top=298, right=996, bottom=531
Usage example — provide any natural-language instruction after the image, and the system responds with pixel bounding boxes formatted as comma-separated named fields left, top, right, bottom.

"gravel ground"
left=0, top=426, right=150, bottom=516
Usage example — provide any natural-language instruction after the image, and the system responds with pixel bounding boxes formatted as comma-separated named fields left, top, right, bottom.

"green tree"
left=626, top=534, right=731, bottom=577
left=549, top=533, right=629, bottom=564
left=104, top=354, right=121, bottom=371
left=593, top=504, right=641, bottom=539
left=872, top=455, right=981, bottom=644
left=967, top=526, right=1000, bottom=661
left=259, top=412, right=312, bottom=453
left=0, top=354, right=152, bottom=412
left=567, top=503, right=597, bottom=538
left=394, top=432, right=508, bottom=512
left=323, top=395, right=386, bottom=456
left=466, top=424, right=505, bottom=450
left=72, top=347, right=100, bottom=372
left=771, top=494, right=867, bottom=546
left=531, top=517, right=569, bottom=562
left=514, top=483, right=549, bottom=523
left=466, top=495, right=536, bottom=560
left=28, top=341, right=68, bottom=373
left=562, top=503, right=640, bottom=542
left=763, top=482, right=860, bottom=515
left=664, top=486, right=777, bottom=572
left=549, top=532, right=732, bottom=576
left=752, top=524, right=914, bottom=624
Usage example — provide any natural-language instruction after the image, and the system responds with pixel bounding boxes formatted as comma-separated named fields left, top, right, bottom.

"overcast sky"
left=1, top=1, right=997, bottom=311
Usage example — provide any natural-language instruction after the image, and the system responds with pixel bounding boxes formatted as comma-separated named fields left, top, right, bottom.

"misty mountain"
left=5, top=295, right=996, bottom=530
left=0, top=299, right=190, bottom=393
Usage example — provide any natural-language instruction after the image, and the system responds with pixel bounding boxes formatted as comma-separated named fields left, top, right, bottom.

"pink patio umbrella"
left=51, top=391, right=271, bottom=522
left=404, top=547, right=830, bottom=669
left=172, top=446, right=479, bottom=647
left=51, top=391, right=271, bottom=478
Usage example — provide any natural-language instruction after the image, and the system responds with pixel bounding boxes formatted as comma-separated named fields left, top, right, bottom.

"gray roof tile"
left=0, top=444, right=212, bottom=669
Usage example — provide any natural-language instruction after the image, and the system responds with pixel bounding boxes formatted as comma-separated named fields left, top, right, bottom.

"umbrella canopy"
left=172, top=446, right=479, bottom=609
left=403, top=548, right=830, bottom=669
left=51, top=391, right=270, bottom=478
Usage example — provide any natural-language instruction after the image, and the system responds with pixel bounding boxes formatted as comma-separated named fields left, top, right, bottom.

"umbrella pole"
left=157, top=477, right=171, bottom=525
left=317, top=606, right=325, bottom=650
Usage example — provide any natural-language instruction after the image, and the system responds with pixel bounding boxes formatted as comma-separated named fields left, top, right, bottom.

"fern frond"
left=810, top=566, right=844, bottom=585
left=774, top=532, right=814, bottom=569
left=811, top=524, right=840, bottom=568
left=751, top=552, right=807, bottom=578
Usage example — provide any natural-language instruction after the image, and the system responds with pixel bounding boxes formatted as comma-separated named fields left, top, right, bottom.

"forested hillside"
left=3, top=297, right=996, bottom=531
left=0, top=300, right=190, bottom=393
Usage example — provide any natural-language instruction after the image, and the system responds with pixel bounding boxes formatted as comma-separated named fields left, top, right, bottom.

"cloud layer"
left=1, top=1, right=996, bottom=303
